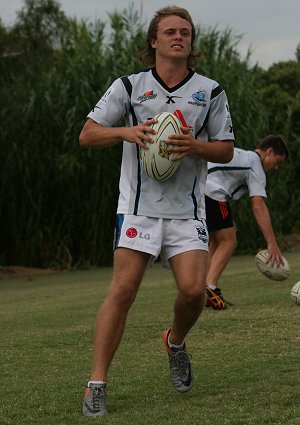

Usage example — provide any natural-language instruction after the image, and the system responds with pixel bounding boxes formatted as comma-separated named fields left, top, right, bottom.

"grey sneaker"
left=83, top=383, right=108, bottom=417
left=163, top=328, right=193, bottom=392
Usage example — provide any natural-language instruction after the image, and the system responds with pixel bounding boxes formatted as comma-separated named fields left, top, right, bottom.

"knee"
left=180, top=284, right=206, bottom=306
left=222, top=234, right=237, bottom=253
left=108, top=283, right=138, bottom=310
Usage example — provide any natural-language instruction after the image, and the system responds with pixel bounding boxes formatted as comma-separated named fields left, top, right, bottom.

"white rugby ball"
left=255, top=249, right=290, bottom=281
left=290, top=281, right=300, bottom=305
left=140, top=112, right=182, bottom=181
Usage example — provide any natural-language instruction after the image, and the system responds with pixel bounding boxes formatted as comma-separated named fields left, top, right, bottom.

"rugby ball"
left=290, top=281, right=300, bottom=305
left=140, top=112, right=182, bottom=181
left=255, top=249, right=290, bottom=281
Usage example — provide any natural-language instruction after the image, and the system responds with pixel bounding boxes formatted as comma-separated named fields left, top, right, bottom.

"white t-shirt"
left=205, top=148, right=267, bottom=201
left=88, top=67, right=234, bottom=219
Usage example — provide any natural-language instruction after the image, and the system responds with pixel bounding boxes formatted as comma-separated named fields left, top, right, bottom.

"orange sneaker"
left=163, top=328, right=193, bottom=392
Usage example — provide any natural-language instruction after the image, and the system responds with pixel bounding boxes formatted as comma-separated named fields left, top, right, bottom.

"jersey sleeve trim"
left=121, top=76, right=132, bottom=98
left=211, top=85, right=223, bottom=100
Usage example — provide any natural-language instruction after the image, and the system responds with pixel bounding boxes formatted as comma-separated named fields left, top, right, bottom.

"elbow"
left=221, top=142, right=234, bottom=163
left=217, top=151, right=233, bottom=164
left=79, top=129, right=88, bottom=147
left=224, top=150, right=234, bottom=163
left=79, top=119, right=93, bottom=147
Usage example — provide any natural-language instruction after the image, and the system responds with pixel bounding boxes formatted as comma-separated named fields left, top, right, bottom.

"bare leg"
left=168, top=250, right=208, bottom=345
left=90, top=248, right=150, bottom=381
left=206, top=226, right=237, bottom=286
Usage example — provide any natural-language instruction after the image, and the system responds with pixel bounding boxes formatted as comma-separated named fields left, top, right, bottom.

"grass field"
left=1, top=252, right=299, bottom=425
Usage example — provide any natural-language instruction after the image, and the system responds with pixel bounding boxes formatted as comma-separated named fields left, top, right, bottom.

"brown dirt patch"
left=0, top=266, right=54, bottom=280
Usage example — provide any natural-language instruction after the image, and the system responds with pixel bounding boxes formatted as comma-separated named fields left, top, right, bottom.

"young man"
left=205, top=135, right=289, bottom=310
left=79, top=6, right=234, bottom=416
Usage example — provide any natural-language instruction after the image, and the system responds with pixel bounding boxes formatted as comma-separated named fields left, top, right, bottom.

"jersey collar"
left=151, top=67, right=194, bottom=93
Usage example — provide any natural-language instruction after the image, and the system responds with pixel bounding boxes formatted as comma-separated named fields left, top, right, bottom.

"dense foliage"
left=1, top=0, right=299, bottom=268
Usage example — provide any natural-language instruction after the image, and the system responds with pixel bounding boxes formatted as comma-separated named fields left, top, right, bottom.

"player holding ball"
left=79, top=5, right=234, bottom=416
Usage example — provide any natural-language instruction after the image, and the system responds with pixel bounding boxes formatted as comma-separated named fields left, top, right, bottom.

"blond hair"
left=139, top=5, right=201, bottom=68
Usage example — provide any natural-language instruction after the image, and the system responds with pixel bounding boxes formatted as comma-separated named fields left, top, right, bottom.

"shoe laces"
left=91, top=386, right=105, bottom=410
left=173, top=351, right=191, bottom=377
left=207, top=287, right=224, bottom=299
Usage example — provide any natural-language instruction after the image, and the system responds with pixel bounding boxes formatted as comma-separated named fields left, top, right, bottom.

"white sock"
left=88, top=380, right=106, bottom=387
left=207, top=284, right=217, bottom=290
left=168, top=334, right=185, bottom=350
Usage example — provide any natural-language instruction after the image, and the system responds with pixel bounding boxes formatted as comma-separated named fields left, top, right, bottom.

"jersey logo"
left=100, top=88, right=112, bottom=104
left=91, top=105, right=102, bottom=112
left=166, top=95, right=182, bottom=104
left=136, top=90, right=157, bottom=103
left=188, top=90, right=207, bottom=107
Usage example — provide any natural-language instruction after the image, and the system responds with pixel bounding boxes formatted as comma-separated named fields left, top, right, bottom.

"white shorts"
left=113, top=214, right=209, bottom=268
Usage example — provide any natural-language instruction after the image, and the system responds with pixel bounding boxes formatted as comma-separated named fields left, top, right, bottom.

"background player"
left=205, top=135, right=288, bottom=310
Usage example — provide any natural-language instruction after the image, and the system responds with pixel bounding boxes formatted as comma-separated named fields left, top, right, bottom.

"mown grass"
left=0, top=252, right=299, bottom=424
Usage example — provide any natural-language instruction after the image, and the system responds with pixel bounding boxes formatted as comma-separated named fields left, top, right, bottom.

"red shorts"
left=205, top=196, right=234, bottom=232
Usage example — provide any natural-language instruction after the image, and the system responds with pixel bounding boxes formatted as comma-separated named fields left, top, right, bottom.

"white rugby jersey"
left=205, top=148, right=267, bottom=201
left=88, top=67, right=234, bottom=219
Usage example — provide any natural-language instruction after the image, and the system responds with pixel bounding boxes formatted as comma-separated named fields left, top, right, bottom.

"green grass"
left=1, top=252, right=299, bottom=425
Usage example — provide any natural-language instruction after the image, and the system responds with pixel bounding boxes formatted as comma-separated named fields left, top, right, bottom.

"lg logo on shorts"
left=126, top=228, right=138, bottom=238
left=126, top=227, right=150, bottom=240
